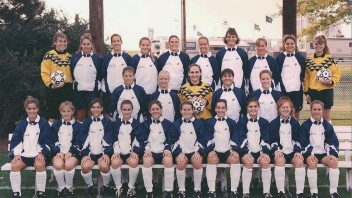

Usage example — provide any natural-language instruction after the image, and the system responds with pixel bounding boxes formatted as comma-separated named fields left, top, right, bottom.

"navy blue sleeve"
left=269, top=120, right=279, bottom=155
left=237, top=119, right=249, bottom=156
left=300, top=120, right=313, bottom=157
left=259, top=119, right=271, bottom=155
left=38, top=120, right=52, bottom=158
left=291, top=120, right=302, bottom=154
left=9, top=122, right=24, bottom=159
left=103, top=120, right=115, bottom=157
left=69, top=123, right=82, bottom=157
left=50, top=122, right=60, bottom=156
left=323, top=122, right=339, bottom=157
left=131, top=121, right=145, bottom=155
left=170, top=120, right=182, bottom=156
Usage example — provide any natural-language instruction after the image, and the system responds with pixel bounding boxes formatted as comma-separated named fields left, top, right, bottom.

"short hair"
left=148, top=100, right=162, bottom=111
left=23, top=96, right=40, bottom=109
left=198, top=36, right=209, bottom=44
left=52, top=31, right=67, bottom=48
left=158, top=70, right=170, bottom=80
left=168, top=35, right=179, bottom=42
left=111, top=34, right=122, bottom=43
left=259, top=69, right=272, bottom=79
left=89, top=98, right=103, bottom=108
left=255, top=38, right=267, bottom=46
left=224, top=27, right=240, bottom=45
left=221, top=68, right=234, bottom=78
left=180, top=101, right=193, bottom=110
left=59, top=101, right=75, bottom=112
left=216, top=99, right=228, bottom=108
left=276, top=96, right=294, bottom=117
left=122, top=66, right=135, bottom=76
left=310, top=100, right=324, bottom=110
left=313, top=35, right=330, bottom=54
left=246, top=97, right=259, bottom=107
left=120, top=100, right=133, bottom=110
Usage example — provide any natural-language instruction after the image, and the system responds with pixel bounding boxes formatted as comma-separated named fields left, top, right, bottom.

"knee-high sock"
left=176, top=169, right=186, bottom=191
left=242, top=167, right=252, bottom=194
left=230, top=164, right=241, bottom=193
left=101, top=171, right=111, bottom=186
left=164, top=167, right=174, bottom=191
left=262, top=168, right=272, bottom=194
left=274, top=166, right=285, bottom=193
left=81, top=171, right=93, bottom=187
left=307, top=169, right=318, bottom=194
left=110, top=167, right=122, bottom=189
left=36, top=171, right=47, bottom=192
left=295, top=167, right=305, bottom=194
left=64, top=169, right=75, bottom=189
left=128, top=166, right=139, bottom=189
left=53, top=169, right=65, bottom=191
left=10, top=171, right=21, bottom=194
left=329, top=168, right=340, bottom=194
left=193, top=168, right=203, bottom=191
left=142, top=167, right=153, bottom=192
left=206, top=164, right=217, bottom=192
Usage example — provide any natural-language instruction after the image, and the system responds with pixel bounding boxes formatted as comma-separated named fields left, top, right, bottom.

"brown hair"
left=148, top=100, right=162, bottom=111
left=223, top=27, right=240, bottom=45
left=168, top=35, right=179, bottom=42
left=283, top=35, right=296, bottom=52
left=139, top=37, right=154, bottom=62
left=180, top=101, right=193, bottom=110
left=120, top=100, right=133, bottom=110
left=276, top=97, right=294, bottom=117
left=255, top=38, right=267, bottom=46
left=76, top=33, right=96, bottom=54
left=221, top=68, right=234, bottom=78
left=313, top=35, right=330, bottom=54
left=198, top=36, right=209, bottom=44
left=111, top=34, right=122, bottom=43
left=52, top=31, right=67, bottom=48
left=310, top=100, right=324, bottom=110
left=216, top=99, right=228, bottom=108
left=246, top=97, right=260, bottom=107
left=187, top=63, right=202, bottom=82
left=23, top=96, right=40, bottom=109
left=89, top=98, right=103, bottom=108
left=259, top=69, right=272, bottom=79
left=59, top=101, right=75, bottom=112
left=122, top=66, right=135, bottom=76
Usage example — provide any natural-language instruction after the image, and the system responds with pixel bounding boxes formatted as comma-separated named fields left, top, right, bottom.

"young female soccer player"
left=301, top=100, right=340, bottom=198
left=247, top=38, right=279, bottom=93
left=157, top=35, right=190, bottom=91
left=205, top=99, right=241, bottom=198
left=190, top=36, right=219, bottom=89
left=71, top=33, right=102, bottom=122
left=9, top=96, right=51, bottom=198
left=237, top=98, right=272, bottom=198
left=131, top=37, right=159, bottom=97
left=110, top=100, right=144, bottom=197
left=269, top=97, right=305, bottom=197
left=178, top=64, right=213, bottom=120
left=249, top=70, right=281, bottom=122
left=212, top=68, right=246, bottom=122
left=140, top=100, right=176, bottom=198
left=275, top=35, right=305, bottom=120
left=80, top=98, right=115, bottom=197
left=102, top=34, right=132, bottom=113
left=216, top=27, right=248, bottom=90
left=51, top=101, right=81, bottom=196
left=40, top=32, right=73, bottom=124
left=170, top=101, right=206, bottom=198
left=304, top=35, right=341, bottom=123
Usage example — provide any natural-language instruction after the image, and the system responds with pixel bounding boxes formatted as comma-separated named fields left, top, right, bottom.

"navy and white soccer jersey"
left=51, top=119, right=81, bottom=157
left=249, top=87, right=281, bottom=122
left=9, top=116, right=51, bottom=159
left=269, top=116, right=301, bottom=155
left=191, top=53, right=220, bottom=89
left=150, top=88, right=180, bottom=122
left=300, top=118, right=339, bottom=158
left=81, top=115, right=115, bottom=157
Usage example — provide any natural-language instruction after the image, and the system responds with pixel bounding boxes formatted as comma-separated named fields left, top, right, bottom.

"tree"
left=297, top=0, right=351, bottom=40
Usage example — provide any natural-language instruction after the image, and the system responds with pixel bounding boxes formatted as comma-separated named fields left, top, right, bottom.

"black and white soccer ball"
left=316, top=68, right=332, bottom=81
left=191, top=98, right=206, bottom=114
left=51, top=71, right=66, bottom=87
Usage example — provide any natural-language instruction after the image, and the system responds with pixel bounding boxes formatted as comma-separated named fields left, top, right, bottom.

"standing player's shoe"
left=330, top=193, right=339, bottom=198
left=13, top=192, right=21, bottom=198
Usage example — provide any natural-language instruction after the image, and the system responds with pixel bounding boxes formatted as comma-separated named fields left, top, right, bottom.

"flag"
left=197, top=31, right=203, bottom=36
left=254, top=23, right=260, bottom=31
left=266, top=16, right=273, bottom=23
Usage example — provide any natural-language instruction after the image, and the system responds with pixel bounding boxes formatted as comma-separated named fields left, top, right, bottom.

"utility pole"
left=282, top=0, right=297, bottom=37
left=89, top=0, right=104, bottom=56
left=181, top=0, right=186, bottom=52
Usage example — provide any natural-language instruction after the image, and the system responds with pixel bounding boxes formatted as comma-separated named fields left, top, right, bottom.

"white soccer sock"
left=295, top=167, right=305, bottom=194
left=206, top=164, right=217, bottom=192
left=64, top=169, right=75, bottom=189
left=164, top=167, right=175, bottom=191
left=176, top=169, right=186, bottom=191
left=81, top=171, right=93, bottom=187
left=36, top=171, right=47, bottom=192
left=242, top=167, right=252, bottom=194
left=307, top=169, right=318, bottom=194
left=10, top=171, right=21, bottom=194
left=101, top=171, right=111, bottom=186
left=262, top=168, right=272, bottom=194
left=110, top=167, right=122, bottom=189
left=142, top=167, right=153, bottom=192
left=53, top=169, right=65, bottom=190
left=274, top=166, right=285, bottom=193
left=193, top=168, right=203, bottom=191
left=128, top=166, right=139, bottom=189
left=329, top=168, right=340, bottom=194
left=230, top=164, right=241, bottom=192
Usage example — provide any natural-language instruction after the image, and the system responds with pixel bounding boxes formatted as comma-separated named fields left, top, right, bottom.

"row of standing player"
left=40, top=29, right=340, bottom=126
left=9, top=94, right=340, bottom=198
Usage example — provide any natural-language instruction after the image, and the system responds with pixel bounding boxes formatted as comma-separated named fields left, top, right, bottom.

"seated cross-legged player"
left=205, top=99, right=242, bottom=198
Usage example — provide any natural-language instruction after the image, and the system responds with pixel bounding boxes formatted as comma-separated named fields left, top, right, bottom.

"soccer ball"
left=191, top=98, right=206, bottom=114
left=51, top=71, right=66, bottom=87
left=316, top=68, right=332, bottom=81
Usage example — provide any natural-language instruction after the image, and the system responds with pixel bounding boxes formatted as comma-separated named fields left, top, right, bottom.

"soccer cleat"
left=278, top=191, right=287, bottom=198
left=146, top=192, right=153, bottom=198
left=126, top=188, right=136, bottom=198
left=13, top=192, right=21, bottom=198
left=296, top=193, right=304, bottom=198
left=310, top=193, right=318, bottom=198
left=66, top=187, right=74, bottom=198
left=36, top=191, right=46, bottom=198
left=86, top=185, right=94, bottom=198
left=230, top=191, right=239, bottom=198
left=177, top=191, right=186, bottom=198
left=263, top=193, right=273, bottom=198
left=208, top=191, right=216, bottom=198
left=165, top=191, right=173, bottom=198
left=116, top=187, right=124, bottom=198
left=330, top=192, right=339, bottom=198
left=242, top=193, right=250, bottom=198
left=193, top=190, right=202, bottom=198
left=57, top=188, right=66, bottom=197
